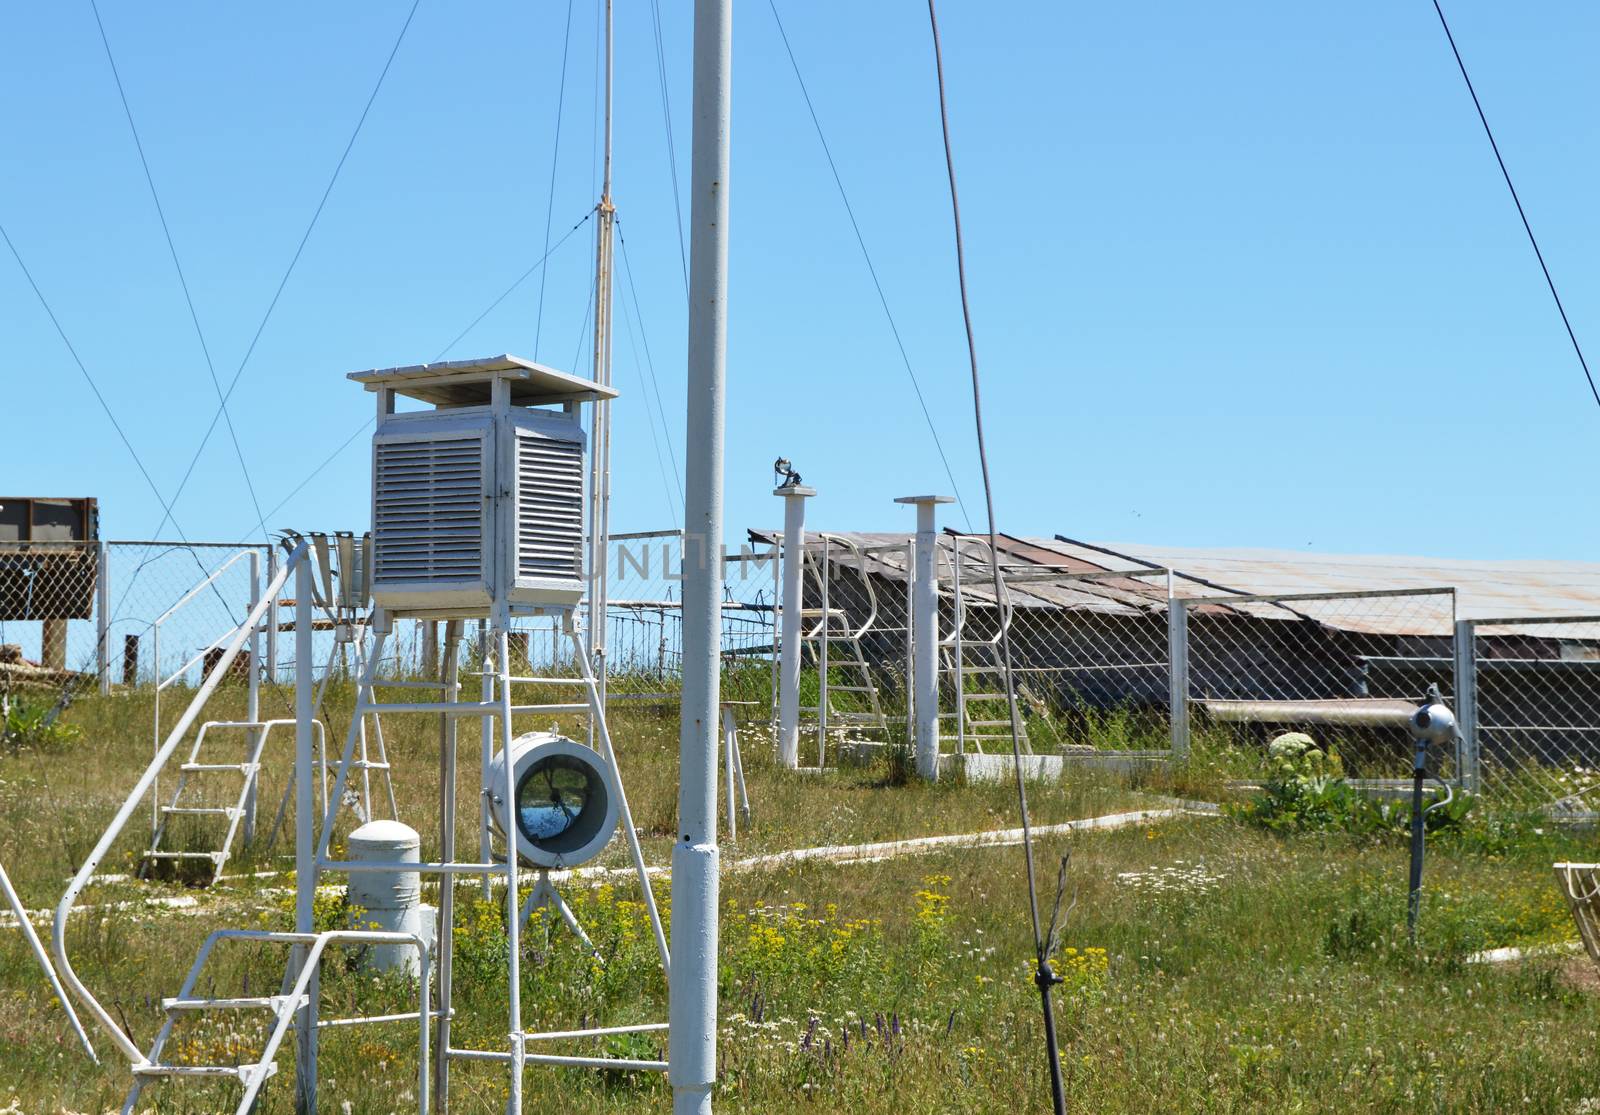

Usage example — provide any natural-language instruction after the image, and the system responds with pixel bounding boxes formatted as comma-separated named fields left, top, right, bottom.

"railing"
left=51, top=541, right=306, bottom=1065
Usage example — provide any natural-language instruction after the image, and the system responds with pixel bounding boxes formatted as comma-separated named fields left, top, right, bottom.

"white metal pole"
left=774, top=486, right=812, bottom=769
left=95, top=541, right=110, bottom=695
left=266, top=545, right=278, bottom=684
left=151, top=621, right=160, bottom=836
left=953, top=539, right=965, bottom=756
left=722, top=705, right=737, bottom=842
left=0, top=860, right=96, bottom=1061
left=818, top=536, right=830, bottom=764
left=769, top=536, right=780, bottom=737
left=1168, top=596, right=1190, bottom=759
left=1454, top=617, right=1479, bottom=792
left=435, top=619, right=461, bottom=1113
left=905, top=541, right=915, bottom=747
left=478, top=618, right=494, bottom=899
left=896, top=496, right=952, bottom=780
left=495, top=628, right=524, bottom=1114
left=671, top=0, right=730, bottom=1109
left=244, top=550, right=261, bottom=844
left=294, top=556, right=318, bottom=1113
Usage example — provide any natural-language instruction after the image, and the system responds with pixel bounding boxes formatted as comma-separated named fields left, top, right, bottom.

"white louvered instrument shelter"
left=349, top=354, right=617, bottom=619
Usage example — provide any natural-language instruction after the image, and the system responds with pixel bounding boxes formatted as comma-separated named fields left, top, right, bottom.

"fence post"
left=769, top=538, right=780, bottom=738
left=1454, top=617, right=1478, bottom=793
left=905, top=540, right=915, bottom=749
left=952, top=540, right=965, bottom=756
left=818, top=535, right=830, bottom=766
left=1168, top=597, right=1190, bottom=759
left=122, top=634, right=140, bottom=687
left=774, top=482, right=813, bottom=769
left=896, top=495, right=954, bottom=781
left=96, top=541, right=111, bottom=695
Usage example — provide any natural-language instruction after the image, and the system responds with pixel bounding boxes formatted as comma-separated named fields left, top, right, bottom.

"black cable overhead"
left=2, top=222, right=248, bottom=716
left=432, top=208, right=595, bottom=360
left=617, top=220, right=687, bottom=517
left=261, top=211, right=596, bottom=540
left=89, top=0, right=270, bottom=544
left=1429, top=0, right=1600, bottom=410
left=1, top=223, right=186, bottom=539
left=648, top=0, right=691, bottom=295
left=615, top=249, right=683, bottom=521
left=533, top=0, right=579, bottom=360
left=147, top=0, right=424, bottom=543
left=922, top=4, right=1068, bottom=1112
left=768, top=0, right=974, bottom=531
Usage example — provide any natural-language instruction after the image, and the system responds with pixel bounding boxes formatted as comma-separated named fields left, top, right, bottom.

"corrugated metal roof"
left=1054, top=539, right=1600, bottom=622
left=750, top=527, right=1600, bottom=638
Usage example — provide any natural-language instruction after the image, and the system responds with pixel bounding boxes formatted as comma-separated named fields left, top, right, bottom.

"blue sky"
left=3, top=1, right=1596, bottom=561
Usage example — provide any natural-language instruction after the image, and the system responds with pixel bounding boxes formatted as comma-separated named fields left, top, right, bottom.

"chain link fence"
left=936, top=537, right=1173, bottom=758
left=1460, top=615, right=1600, bottom=818
left=15, top=533, right=1600, bottom=822
left=788, top=534, right=914, bottom=761
left=0, top=541, right=271, bottom=697
left=1174, top=588, right=1459, bottom=784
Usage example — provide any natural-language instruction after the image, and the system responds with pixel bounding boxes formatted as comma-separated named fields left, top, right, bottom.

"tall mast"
left=586, top=0, right=616, bottom=703
left=671, top=1, right=730, bottom=1112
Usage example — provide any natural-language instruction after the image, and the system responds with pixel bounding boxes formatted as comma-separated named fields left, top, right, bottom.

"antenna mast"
left=586, top=0, right=616, bottom=704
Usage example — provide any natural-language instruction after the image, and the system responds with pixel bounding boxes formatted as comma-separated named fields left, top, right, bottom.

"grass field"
left=4, top=681, right=1600, bottom=1113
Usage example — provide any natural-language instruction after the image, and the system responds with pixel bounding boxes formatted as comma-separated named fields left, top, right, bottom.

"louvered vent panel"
left=516, top=435, right=584, bottom=578
left=374, top=437, right=483, bottom=582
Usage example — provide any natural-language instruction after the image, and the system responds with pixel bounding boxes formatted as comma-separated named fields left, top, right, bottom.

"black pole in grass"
left=1407, top=685, right=1458, bottom=947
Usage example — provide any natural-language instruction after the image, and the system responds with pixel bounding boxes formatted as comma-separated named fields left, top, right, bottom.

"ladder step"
left=142, top=851, right=223, bottom=861
left=179, top=763, right=254, bottom=773
left=969, top=720, right=1020, bottom=728
left=344, top=760, right=391, bottom=771
left=163, top=994, right=308, bottom=1013
left=965, top=693, right=1009, bottom=701
left=829, top=686, right=876, bottom=693
left=160, top=806, right=240, bottom=817
left=135, top=1063, right=276, bottom=1081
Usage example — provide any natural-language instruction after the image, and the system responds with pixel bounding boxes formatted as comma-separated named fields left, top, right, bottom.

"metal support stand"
left=720, top=705, right=752, bottom=840
left=1405, top=685, right=1457, bottom=948
left=517, top=870, right=601, bottom=959
left=0, top=860, right=96, bottom=1061
left=1407, top=735, right=1428, bottom=946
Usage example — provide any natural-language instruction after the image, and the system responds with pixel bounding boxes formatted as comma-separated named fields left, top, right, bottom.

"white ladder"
left=140, top=718, right=316, bottom=885
left=938, top=537, right=1033, bottom=756
left=798, top=535, right=891, bottom=758
left=121, top=927, right=429, bottom=1115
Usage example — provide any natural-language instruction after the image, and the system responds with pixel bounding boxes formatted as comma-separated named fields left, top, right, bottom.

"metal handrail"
left=52, top=541, right=308, bottom=1065
left=152, top=548, right=258, bottom=630
left=804, top=532, right=879, bottom=641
